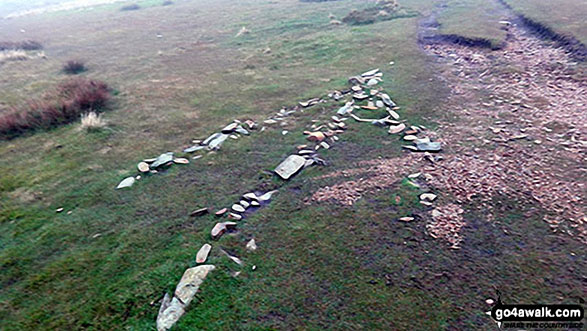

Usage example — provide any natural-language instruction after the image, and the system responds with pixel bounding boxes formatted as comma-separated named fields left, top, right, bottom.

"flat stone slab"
left=211, top=222, right=237, bottom=240
left=415, top=140, right=442, bottom=152
left=116, top=177, right=135, bottom=189
left=151, top=152, right=174, bottom=169
left=157, top=294, right=185, bottom=331
left=174, top=264, right=215, bottom=305
left=196, top=244, right=212, bottom=263
left=275, top=155, right=306, bottom=180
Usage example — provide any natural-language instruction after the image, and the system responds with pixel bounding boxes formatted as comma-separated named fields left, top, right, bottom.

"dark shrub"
left=0, top=78, right=110, bottom=139
left=63, top=60, right=87, bottom=75
left=120, top=4, right=140, bottom=11
left=0, top=40, right=43, bottom=51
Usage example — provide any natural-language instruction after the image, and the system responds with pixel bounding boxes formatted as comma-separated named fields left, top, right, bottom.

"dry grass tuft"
left=0, top=78, right=110, bottom=139
left=80, top=112, right=107, bottom=130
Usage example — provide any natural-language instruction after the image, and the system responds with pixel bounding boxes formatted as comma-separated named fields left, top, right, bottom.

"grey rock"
left=156, top=294, right=185, bottom=331
left=183, top=145, right=206, bottom=153
left=116, top=177, right=135, bottom=189
left=151, top=152, right=174, bottom=169
left=361, top=68, right=380, bottom=77
left=221, top=122, right=238, bottom=133
left=380, top=93, right=396, bottom=108
left=415, top=140, right=442, bottom=152
left=207, top=134, right=229, bottom=150
left=258, top=190, right=278, bottom=201
left=174, top=265, right=215, bottom=305
left=275, top=155, right=306, bottom=180
left=337, top=102, right=354, bottom=115
left=234, top=125, right=249, bottom=135
left=203, top=133, right=223, bottom=145
left=196, top=244, right=212, bottom=263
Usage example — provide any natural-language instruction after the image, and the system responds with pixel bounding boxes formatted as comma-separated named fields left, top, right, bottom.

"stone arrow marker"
left=274, top=155, right=306, bottom=180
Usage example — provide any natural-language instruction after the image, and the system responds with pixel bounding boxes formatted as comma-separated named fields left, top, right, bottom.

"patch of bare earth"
left=312, top=24, right=586, bottom=246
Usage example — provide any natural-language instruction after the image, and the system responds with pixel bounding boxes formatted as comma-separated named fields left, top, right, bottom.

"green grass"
left=0, top=0, right=585, bottom=329
left=436, top=0, right=509, bottom=48
left=504, top=0, right=587, bottom=45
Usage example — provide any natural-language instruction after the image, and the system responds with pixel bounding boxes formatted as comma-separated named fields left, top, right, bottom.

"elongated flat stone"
left=116, top=177, right=135, bottom=189
left=232, top=204, right=245, bottom=213
left=156, top=294, right=185, bottom=331
left=190, top=208, right=208, bottom=217
left=380, top=93, right=396, bottom=108
left=208, top=134, right=229, bottom=150
left=275, top=155, right=305, bottom=180
left=196, top=244, right=212, bottom=263
left=151, top=152, right=174, bottom=169
left=211, top=222, right=237, bottom=240
left=243, top=193, right=258, bottom=201
left=416, top=141, right=442, bottom=152
left=174, top=265, right=215, bottom=305
left=337, top=102, right=354, bottom=115
left=361, top=68, right=380, bottom=77
left=259, top=190, right=277, bottom=201
left=183, top=145, right=205, bottom=153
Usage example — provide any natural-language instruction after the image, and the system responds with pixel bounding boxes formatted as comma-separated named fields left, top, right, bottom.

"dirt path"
left=311, top=1, right=586, bottom=247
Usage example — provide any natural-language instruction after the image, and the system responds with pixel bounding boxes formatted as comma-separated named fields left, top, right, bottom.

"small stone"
left=215, top=208, right=227, bottom=216
left=486, top=298, right=495, bottom=305
left=243, top=193, right=258, bottom=201
left=388, top=110, right=400, bottom=120
left=361, top=68, right=380, bottom=77
left=408, top=172, right=421, bottom=179
left=211, top=222, right=237, bottom=240
left=320, top=141, right=330, bottom=149
left=56, top=207, right=64, bottom=213
left=240, top=200, right=250, bottom=209
left=196, top=244, right=212, bottom=263
left=403, top=135, right=418, bottom=141
left=221, top=122, right=238, bottom=133
left=173, top=158, right=189, bottom=165
left=307, top=132, right=325, bottom=142
left=415, top=140, right=442, bottom=152
left=420, top=193, right=437, bottom=201
left=361, top=105, right=378, bottom=110
left=151, top=152, right=174, bottom=169
left=337, top=102, right=354, bottom=115
left=298, top=149, right=315, bottom=155
left=259, top=190, right=277, bottom=201
left=235, top=125, right=249, bottom=135
left=232, top=204, right=245, bottom=213
left=282, top=130, right=288, bottom=135
left=207, top=134, right=229, bottom=150
left=137, top=162, right=150, bottom=173
left=402, top=145, right=418, bottom=151
left=376, top=100, right=384, bottom=108
left=275, top=155, right=306, bottom=180
left=183, top=145, right=205, bottom=153
left=380, top=93, right=396, bottom=107
left=353, top=93, right=369, bottom=100
left=388, top=123, right=405, bottom=134
left=252, top=265, right=257, bottom=271
left=250, top=200, right=260, bottom=207
left=116, top=177, right=135, bottom=189
left=190, top=208, right=209, bottom=217
left=228, top=213, right=242, bottom=221
left=398, top=217, right=414, bottom=222
left=246, top=238, right=257, bottom=251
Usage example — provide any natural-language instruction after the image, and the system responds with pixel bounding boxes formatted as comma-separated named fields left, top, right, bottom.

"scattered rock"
left=56, top=207, right=64, bottom=213
left=240, top=200, right=250, bottom=208
left=156, top=294, right=185, bottom=331
left=207, top=134, right=229, bottom=150
left=190, top=208, right=208, bottom=217
left=388, top=123, right=405, bottom=134
left=307, top=131, right=326, bottom=142
left=246, top=238, right=257, bottom=251
left=275, top=155, right=306, bottom=180
left=259, top=190, right=277, bottom=201
left=215, top=208, right=227, bottom=216
left=250, top=200, right=260, bottom=207
left=361, top=68, right=380, bottom=77
left=415, top=140, right=442, bottom=152
left=173, top=158, right=189, bottom=165
left=116, top=177, right=135, bottom=189
left=174, top=265, right=215, bottom=305
left=196, top=244, right=212, bottom=263
left=420, top=193, right=437, bottom=202
left=211, top=222, right=237, bottom=240
left=151, top=152, right=174, bottom=169
left=137, top=162, right=150, bottom=173
left=228, top=213, right=242, bottom=221
left=235, top=26, right=249, bottom=37
left=403, top=135, right=418, bottom=141
left=221, top=122, right=238, bottom=133
left=232, top=204, right=245, bottom=213
left=398, top=216, right=414, bottom=222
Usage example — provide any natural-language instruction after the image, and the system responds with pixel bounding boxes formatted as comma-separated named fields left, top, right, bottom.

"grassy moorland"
left=504, top=0, right=587, bottom=45
left=436, top=0, right=509, bottom=48
left=0, top=0, right=585, bottom=330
